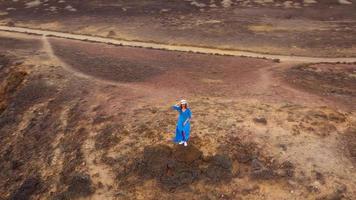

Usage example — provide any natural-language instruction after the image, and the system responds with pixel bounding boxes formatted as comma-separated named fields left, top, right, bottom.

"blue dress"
left=172, top=105, right=192, bottom=143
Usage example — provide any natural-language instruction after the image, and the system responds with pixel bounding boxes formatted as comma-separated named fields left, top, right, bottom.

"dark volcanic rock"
left=250, top=158, right=275, bottom=180
left=11, top=160, right=23, bottom=170
left=67, top=173, right=94, bottom=197
left=12, top=80, right=56, bottom=111
left=9, top=177, right=41, bottom=200
left=160, top=167, right=200, bottom=189
left=139, top=145, right=202, bottom=190
left=95, top=124, right=121, bottom=150
left=224, top=136, right=257, bottom=164
left=250, top=158, right=294, bottom=180
left=132, top=144, right=232, bottom=190
left=205, top=155, right=232, bottom=182
left=140, top=144, right=172, bottom=178
left=3, top=71, right=27, bottom=94
left=253, top=117, right=267, bottom=125
left=55, top=173, right=94, bottom=199
left=122, top=141, right=295, bottom=191
left=173, top=145, right=202, bottom=164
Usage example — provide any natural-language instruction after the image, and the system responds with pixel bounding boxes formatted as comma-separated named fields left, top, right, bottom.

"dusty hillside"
left=0, top=30, right=355, bottom=200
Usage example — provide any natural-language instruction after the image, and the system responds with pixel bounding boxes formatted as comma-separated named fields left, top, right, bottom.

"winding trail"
left=41, top=35, right=173, bottom=100
left=2, top=25, right=356, bottom=63
left=42, top=35, right=137, bottom=89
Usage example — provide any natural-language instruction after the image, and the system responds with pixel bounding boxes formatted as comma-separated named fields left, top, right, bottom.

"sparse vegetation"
left=0, top=2, right=355, bottom=199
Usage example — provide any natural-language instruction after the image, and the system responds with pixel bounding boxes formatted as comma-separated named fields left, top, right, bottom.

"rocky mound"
left=118, top=144, right=232, bottom=190
left=118, top=143, right=295, bottom=191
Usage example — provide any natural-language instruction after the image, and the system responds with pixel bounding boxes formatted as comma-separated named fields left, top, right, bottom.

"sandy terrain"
left=1, top=25, right=356, bottom=63
left=0, top=27, right=355, bottom=200
left=0, top=0, right=356, bottom=57
left=0, top=1, right=355, bottom=199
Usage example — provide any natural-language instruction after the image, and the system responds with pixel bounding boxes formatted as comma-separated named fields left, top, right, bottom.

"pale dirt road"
left=2, top=25, right=356, bottom=63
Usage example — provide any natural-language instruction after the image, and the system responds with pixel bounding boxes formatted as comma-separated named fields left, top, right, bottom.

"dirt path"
left=42, top=35, right=158, bottom=97
left=2, top=25, right=356, bottom=63
left=42, top=35, right=125, bottom=87
left=40, top=39, right=117, bottom=198
left=82, top=135, right=116, bottom=200
left=41, top=34, right=344, bottom=109
left=260, top=62, right=335, bottom=107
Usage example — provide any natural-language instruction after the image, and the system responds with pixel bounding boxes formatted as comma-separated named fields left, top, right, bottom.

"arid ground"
left=0, top=1, right=356, bottom=200
left=1, top=0, right=356, bottom=57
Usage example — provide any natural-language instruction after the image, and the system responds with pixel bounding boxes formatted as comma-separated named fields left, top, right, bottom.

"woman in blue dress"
left=172, top=99, right=192, bottom=146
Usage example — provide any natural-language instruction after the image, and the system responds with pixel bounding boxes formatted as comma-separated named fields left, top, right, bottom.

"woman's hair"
left=180, top=103, right=188, bottom=109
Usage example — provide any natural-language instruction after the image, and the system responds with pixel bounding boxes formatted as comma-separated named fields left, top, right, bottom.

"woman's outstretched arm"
left=172, top=102, right=181, bottom=111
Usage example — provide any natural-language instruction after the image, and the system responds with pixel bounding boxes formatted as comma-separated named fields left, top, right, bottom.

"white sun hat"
left=180, top=99, right=188, bottom=105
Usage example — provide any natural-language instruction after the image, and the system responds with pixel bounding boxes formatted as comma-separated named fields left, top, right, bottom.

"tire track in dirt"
left=2, top=25, right=356, bottom=63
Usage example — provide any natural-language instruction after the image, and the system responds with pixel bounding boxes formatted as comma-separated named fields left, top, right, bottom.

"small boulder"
left=253, top=117, right=267, bottom=125
left=10, top=177, right=41, bottom=200
left=66, top=173, right=94, bottom=198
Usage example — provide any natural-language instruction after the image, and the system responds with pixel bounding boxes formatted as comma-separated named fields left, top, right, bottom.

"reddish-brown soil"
left=283, top=63, right=356, bottom=109
left=49, top=37, right=274, bottom=98
left=1, top=0, right=356, bottom=57
left=0, top=36, right=40, bottom=51
left=0, top=27, right=355, bottom=200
